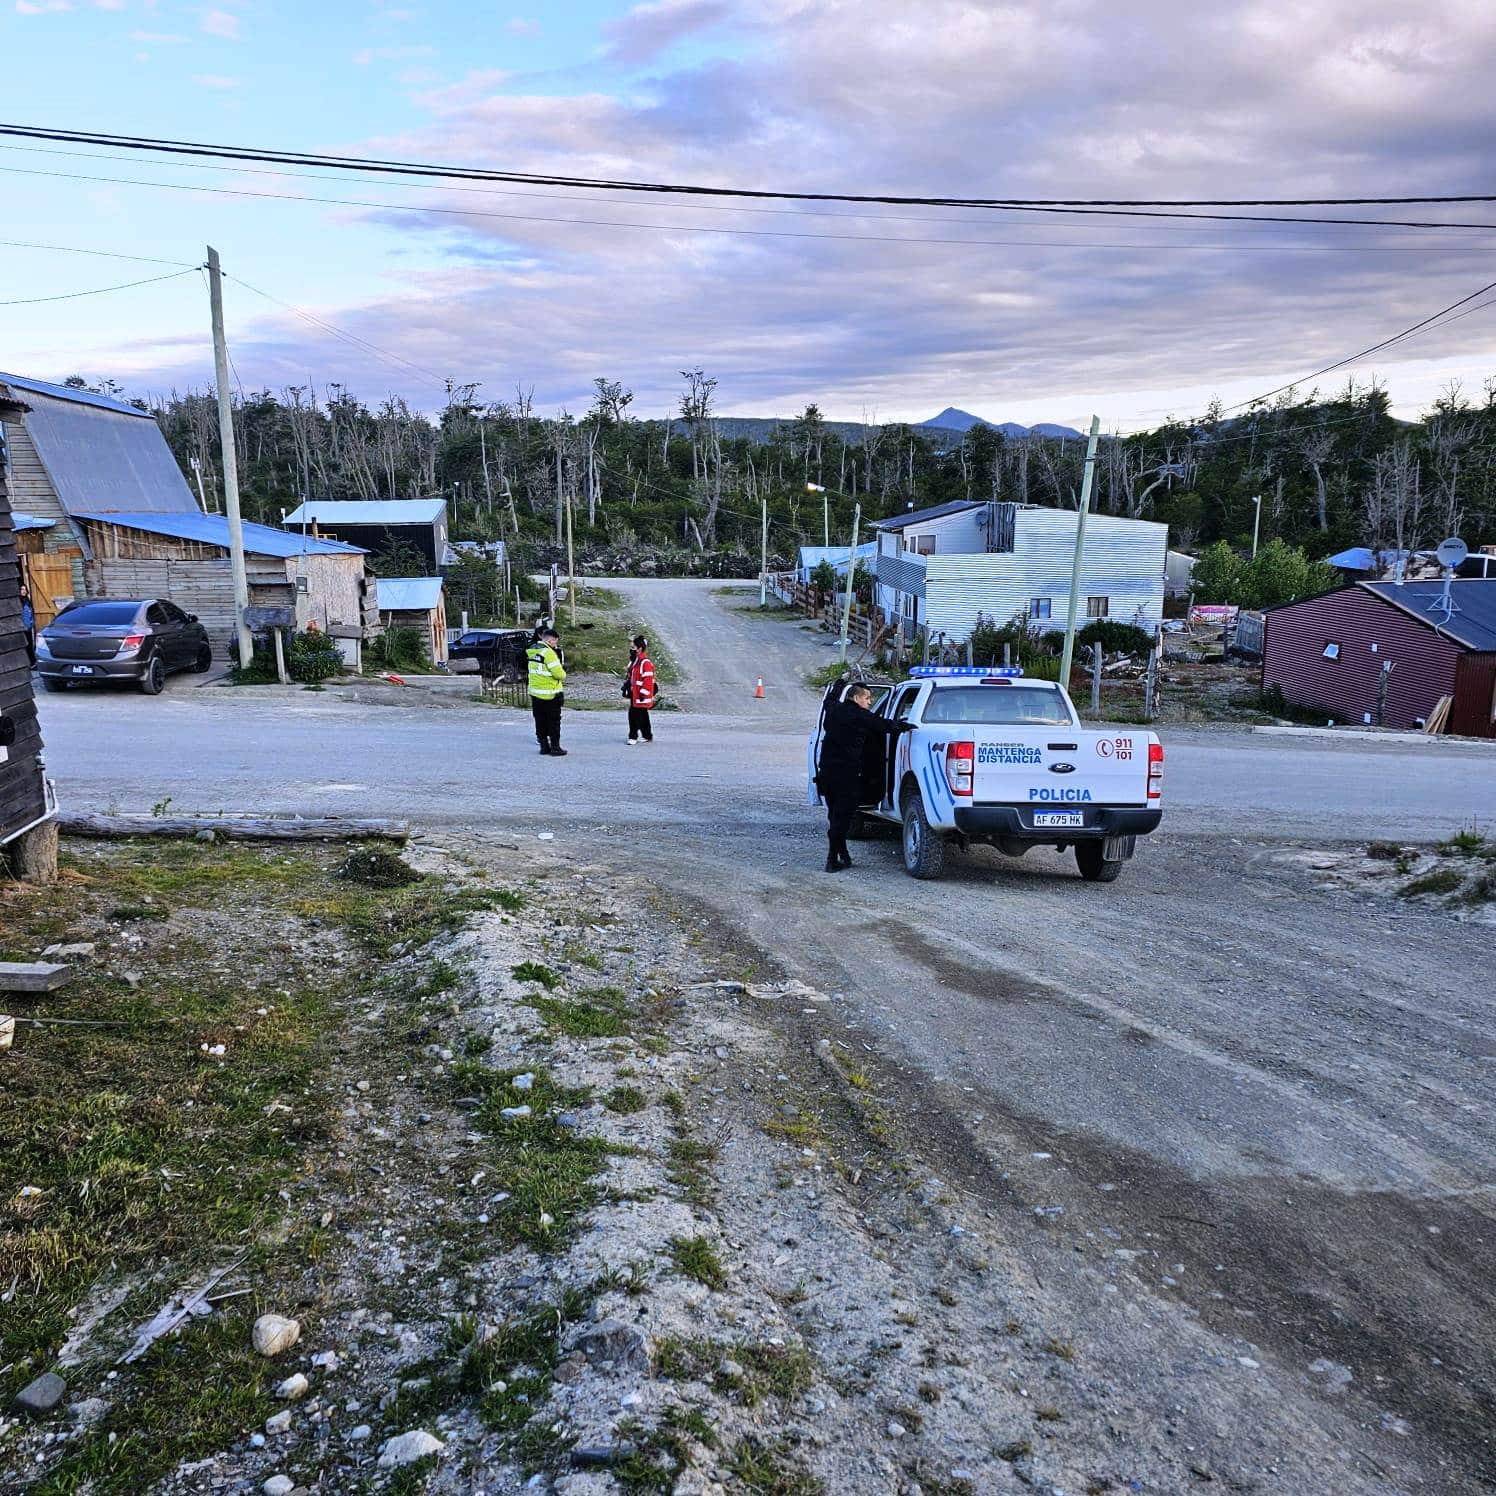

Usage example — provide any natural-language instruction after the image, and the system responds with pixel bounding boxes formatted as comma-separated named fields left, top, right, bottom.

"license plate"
left=69, top=664, right=95, bottom=676
left=1034, top=811, right=1085, bottom=828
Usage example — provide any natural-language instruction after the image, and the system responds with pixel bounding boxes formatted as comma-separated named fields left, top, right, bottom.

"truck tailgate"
left=972, top=728, right=1153, bottom=806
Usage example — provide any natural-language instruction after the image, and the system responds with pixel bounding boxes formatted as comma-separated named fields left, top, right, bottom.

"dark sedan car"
left=36, top=598, right=212, bottom=695
left=448, top=627, right=531, bottom=680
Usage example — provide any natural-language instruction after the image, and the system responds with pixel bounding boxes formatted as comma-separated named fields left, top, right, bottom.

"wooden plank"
left=57, top=813, right=410, bottom=842
left=0, top=961, right=70, bottom=993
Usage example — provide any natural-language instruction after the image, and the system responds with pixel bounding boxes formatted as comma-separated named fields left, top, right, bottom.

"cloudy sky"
left=3, top=0, right=1496, bottom=429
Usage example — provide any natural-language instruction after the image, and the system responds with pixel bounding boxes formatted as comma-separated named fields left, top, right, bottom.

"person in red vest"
left=626, top=632, right=656, bottom=744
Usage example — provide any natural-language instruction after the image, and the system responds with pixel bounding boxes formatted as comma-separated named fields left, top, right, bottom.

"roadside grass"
left=652, top=1337, right=815, bottom=1407
left=530, top=986, right=634, bottom=1038
left=0, top=838, right=475, bottom=1491
left=665, top=1134, right=719, bottom=1206
left=669, top=1234, right=728, bottom=1290
left=605, top=1085, right=648, bottom=1114
left=1401, top=867, right=1468, bottom=898
left=551, top=598, right=679, bottom=685
left=805, top=661, right=852, bottom=689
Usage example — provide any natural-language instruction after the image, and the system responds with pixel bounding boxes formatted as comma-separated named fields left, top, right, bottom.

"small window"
left=1029, top=597, right=1052, bottom=620
left=910, top=535, right=936, bottom=556
left=1086, top=596, right=1109, bottom=618
left=146, top=603, right=170, bottom=626
left=1323, top=641, right=1341, bottom=660
left=893, top=687, right=920, bottom=722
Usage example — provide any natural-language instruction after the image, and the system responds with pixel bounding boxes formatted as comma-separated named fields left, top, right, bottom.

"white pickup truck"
left=807, top=666, right=1163, bottom=882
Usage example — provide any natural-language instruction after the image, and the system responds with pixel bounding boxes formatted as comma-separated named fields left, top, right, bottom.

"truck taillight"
left=946, top=740, right=974, bottom=797
left=1147, top=741, right=1164, bottom=799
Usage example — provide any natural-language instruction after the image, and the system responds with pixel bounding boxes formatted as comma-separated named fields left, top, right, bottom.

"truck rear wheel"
left=1075, top=841, right=1123, bottom=882
left=902, top=791, right=946, bottom=880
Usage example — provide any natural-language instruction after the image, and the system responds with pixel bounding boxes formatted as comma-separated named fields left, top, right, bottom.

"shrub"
left=285, top=627, right=344, bottom=682
left=366, top=625, right=428, bottom=674
left=1076, top=619, right=1154, bottom=657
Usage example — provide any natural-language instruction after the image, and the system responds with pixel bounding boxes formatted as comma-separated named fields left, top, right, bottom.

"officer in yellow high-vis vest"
left=527, top=627, right=568, bottom=756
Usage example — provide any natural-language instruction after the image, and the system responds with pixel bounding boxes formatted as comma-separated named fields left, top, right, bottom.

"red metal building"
left=1262, top=579, right=1496, bottom=737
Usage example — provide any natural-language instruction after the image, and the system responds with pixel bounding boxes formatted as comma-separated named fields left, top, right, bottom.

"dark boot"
left=824, top=853, right=841, bottom=872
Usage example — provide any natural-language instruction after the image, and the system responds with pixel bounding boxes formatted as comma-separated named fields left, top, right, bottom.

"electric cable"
left=0, top=237, right=196, bottom=267
left=0, top=266, right=197, bottom=305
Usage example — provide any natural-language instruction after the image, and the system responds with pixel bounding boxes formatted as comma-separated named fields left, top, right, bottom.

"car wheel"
left=193, top=642, right=213, bottom=673
left=140, top=656, right=166, bottom=695
left=901, top=790, right=946, bottom=880
left=41, top=677, right=68, bottom=693
left=1075, top=841, right=1123, bottom=882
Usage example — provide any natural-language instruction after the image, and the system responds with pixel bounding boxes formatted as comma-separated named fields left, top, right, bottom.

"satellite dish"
left=1435, top=537, right=1468, bottom=570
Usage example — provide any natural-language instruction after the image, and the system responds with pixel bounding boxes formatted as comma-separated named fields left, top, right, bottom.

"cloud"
left=506, top=16, right=539, bottom=36
left=190, top=71, right=239, bottom=88
left=84, top=0, right=1496, bottom=426
left=200, top=6, right=238, bottom=38
left=601, top=0, right=732, bottom=65
left=15, top=0, right=72, bottom=13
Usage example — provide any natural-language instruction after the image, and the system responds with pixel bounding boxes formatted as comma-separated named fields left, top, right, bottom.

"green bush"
left=1077, top=620, right=1154, bottom=657
left=366, top=625, right=428, bottom=674
left=285, top=628, right=345, bottom=683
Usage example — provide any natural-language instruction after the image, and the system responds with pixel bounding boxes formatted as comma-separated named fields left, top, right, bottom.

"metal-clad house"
left=374, top=576, right=448, bottom=664
left=73, top=511, right=371, bottom=662
left=0, top=393, right=54, bottom=858
left=873, top=501, right=1167, bottom=641
left=0, top=373, right=202, bottom=630
left=283, top=499, right=449, bottom=573
left=795, top=542, right=876, bottom=585
left=1262, top=580, right=1496, bottom=735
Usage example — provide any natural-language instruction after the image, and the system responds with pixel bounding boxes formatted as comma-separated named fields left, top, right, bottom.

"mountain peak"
left=917, top=409, right=1083, bottom=440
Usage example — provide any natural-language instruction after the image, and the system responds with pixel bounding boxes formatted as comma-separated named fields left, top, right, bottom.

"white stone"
left=263, top=1477, right=295, bottom=1496
left=379, top=1429, right=445, bottom=1467
left=252, top=1314, right=301, bottom=1358
left=264, top=1409, right=292, bottom=1435
left=275, top=1373, right=309, bottom=1401
left=347, top=1424, right=373, bottom=1442
left=311, top=1350, right=339, bottom=1371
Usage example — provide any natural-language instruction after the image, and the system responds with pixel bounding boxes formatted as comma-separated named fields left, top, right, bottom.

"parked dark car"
left=36, top=598, right=212, bottom=695
left=447, top=627, right=530, bottom=680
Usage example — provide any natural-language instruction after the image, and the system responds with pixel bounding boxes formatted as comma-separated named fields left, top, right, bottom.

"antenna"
left=1428, top=537, right=1467, bottom=618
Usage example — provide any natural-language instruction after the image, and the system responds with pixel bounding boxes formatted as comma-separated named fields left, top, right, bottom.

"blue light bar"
left=908, top=665, right=1024, bottom=678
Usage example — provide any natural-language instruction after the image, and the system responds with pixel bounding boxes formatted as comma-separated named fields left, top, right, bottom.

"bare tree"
left=858, top=408, right=884, bottom=496
left=1425, top=410, right=1476, bottom=539
left=1299, top=428, right=1335, bottom=532
left=678, top=369, right=717, bottom=482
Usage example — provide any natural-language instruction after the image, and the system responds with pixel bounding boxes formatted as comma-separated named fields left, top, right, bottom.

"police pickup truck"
left=806, top=666, right=1163, bottom=882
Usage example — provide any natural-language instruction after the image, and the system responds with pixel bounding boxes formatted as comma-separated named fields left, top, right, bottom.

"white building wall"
left=923, top=510, right=1167, bottom=640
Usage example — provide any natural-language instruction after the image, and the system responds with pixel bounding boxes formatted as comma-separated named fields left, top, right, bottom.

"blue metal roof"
left=375, top=576, right=444, bottom=612
left=72, top=510, right=365, bottom=558
left=797, top=543, right=875, bottom=574
left=1362, top=579, right=1496, bottom=653
left=283, top=498, right=446, bottom=526
left=1327, top=546, right=1421, bottom=573
left=872, top=500, right=984, bottom=532
left=0, top=371, right=151, bottom=418
left=11, top=511, right=55, bottom=531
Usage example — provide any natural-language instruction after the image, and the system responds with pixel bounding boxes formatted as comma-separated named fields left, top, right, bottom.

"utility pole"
left=760, top=492, right=768, bottom=609
left=838, top=502, right=862, bottom=662
left=1250, top=493, right=1263, bottom=558
left=206, top=246, right=253, bottom=670
left=565, top=483, right=577, bottom=626
left=1058, top=414, right=1102, bottom=689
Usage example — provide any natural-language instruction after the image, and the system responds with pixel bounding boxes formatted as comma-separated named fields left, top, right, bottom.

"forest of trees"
left=74, top=369, right=1496, bottom=573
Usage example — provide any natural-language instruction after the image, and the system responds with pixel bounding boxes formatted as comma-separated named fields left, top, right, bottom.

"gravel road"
left=35, top=577, right=1496, bottom=1486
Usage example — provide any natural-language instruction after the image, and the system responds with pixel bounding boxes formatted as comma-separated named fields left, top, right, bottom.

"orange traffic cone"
left=754, top=677, right=765, bottom=699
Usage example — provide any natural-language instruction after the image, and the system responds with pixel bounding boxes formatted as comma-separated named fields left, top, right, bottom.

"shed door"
left=23, top=553, right=74, bottom=629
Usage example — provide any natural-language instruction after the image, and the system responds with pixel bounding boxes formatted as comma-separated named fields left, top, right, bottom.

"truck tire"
left=902, top=790, right=946, bottom=880
left=1075, top=841, right=1123, bottom=882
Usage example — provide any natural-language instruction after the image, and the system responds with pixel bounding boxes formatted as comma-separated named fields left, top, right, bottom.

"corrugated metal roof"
left=9, top=381, right=200, bottom=515
left=73, top=510, right=366, bottom=558
left=797, top=543, right=875, bottom=573
left=1327, top=546, right=1423, bottom=572
left=283, top=499, right=446, bottom=526
left=11, top=511, right=55, bottom=531
left=376, top=576, right=444, bottom=612
left=1362, top=579, right=1496, bottom=652
left=873, top=500, right=985, bottom=533
left=0, top=371, right=152, bottom=418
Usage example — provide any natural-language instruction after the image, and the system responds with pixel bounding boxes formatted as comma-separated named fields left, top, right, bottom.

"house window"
left=1029, top=597, right=1052, bottom=620
left=911, top=535, right=936, bottom=556
left=1323, top=641, right=1341, bottom=660
left=1086, top=596, right=1109, bottom=618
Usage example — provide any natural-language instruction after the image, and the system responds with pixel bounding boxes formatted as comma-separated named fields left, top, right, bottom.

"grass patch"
left=1440, top=828, right=1488, bottom=857
left=654, top=1337, right=815, bottom=1407
left=512, top=960, right=561, bottom=989
left=1366, top=840, right=1406, bottom=861
left=605, top=1085, right=648, bottom=1114
left=669, top=1234, right=728, bottom=1290
left=335, top=846, right=419, bottom=888
left=1043, top=1337, right=1077, bottom=1362
left=724, top=1437, right=824, bottom=1494
left=530, top=987, right=633, bottom=1038
left=665, top=1135, right=719, bottom=1206
left=805, top=661, right=854, bottom=689
left=1400, top=868, right=1464, bottom=898
left=107, top=901, right=169, bottom=922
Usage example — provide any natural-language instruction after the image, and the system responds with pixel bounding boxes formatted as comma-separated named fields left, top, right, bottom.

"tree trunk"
left=5, top=819, right=58, bottom=884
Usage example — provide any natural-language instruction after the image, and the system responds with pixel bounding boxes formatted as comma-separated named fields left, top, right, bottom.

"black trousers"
left=627, top=706, right=653, bottom=741
left=824, top=784, right=859, bottom=858
left=531, top=694, right=563, bottom=749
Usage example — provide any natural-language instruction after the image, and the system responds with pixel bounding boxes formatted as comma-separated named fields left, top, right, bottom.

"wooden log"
left=4, top=818, right=59, bottom=884
left=56, top=813, right=410, bottom=843
left=0, top=961, right=70, bottom=993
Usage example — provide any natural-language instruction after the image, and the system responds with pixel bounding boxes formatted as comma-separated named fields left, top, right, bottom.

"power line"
left=7, top=162, right=1496, bottom=258
left=1, top=123, right=1494, bottom=230
left=0, top=266, right=198, bottom=306
left=0, top=140, right=1486, bottom=244
left=0, top=237, right=195, bottom=267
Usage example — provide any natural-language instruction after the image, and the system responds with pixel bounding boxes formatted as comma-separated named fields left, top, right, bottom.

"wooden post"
left=1090, top=644, right=1103, bottom=716
left=272, top=628, right=289, bottom=685
left=206, top=247, right=254, bottom=670
left=5, top=819, right=59, bottom=884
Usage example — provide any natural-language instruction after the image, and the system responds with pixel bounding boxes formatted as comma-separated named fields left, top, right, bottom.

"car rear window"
left=53, top=602, right=140, bottom=626
left=921, top=685, right=1072, bottom=725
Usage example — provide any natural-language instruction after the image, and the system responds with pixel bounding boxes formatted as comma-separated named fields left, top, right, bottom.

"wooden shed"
left=1263, top=579, right=1496, bottom=736
left=74, top=511, right=375, bottom=664
left=374, top=576, right=448, bottom=664
left=1, top=393, right=57, bottom=877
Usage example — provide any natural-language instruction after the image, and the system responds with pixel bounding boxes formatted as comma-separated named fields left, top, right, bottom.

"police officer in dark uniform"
left=815, top=681, right=912, bottom=872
